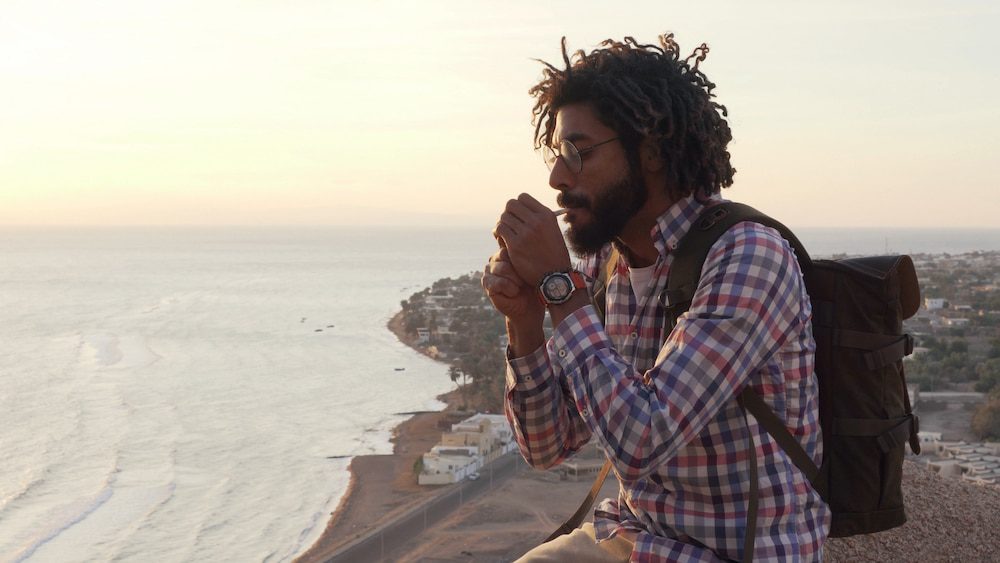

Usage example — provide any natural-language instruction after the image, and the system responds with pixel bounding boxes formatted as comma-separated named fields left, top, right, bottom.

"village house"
left=418, top=445, right=482, bottom=485
left=418, top=413, right=517, bottom=485
left=924, top=298, right=948, bottom=311
left=440, top=414, right=514, bottom=465
left=918, top=436, right=1000, bottom=486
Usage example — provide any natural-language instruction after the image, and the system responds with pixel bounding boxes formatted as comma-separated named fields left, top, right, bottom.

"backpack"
left=664, top=202, right=922, bottom=539
left=544, top=202, right=922, bottom=557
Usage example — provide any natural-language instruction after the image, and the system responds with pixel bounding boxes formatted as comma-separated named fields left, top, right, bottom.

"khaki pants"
left=515, top=523, right=634, bottom=563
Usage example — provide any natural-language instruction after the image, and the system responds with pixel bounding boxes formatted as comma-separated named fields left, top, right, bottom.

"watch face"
left=542, top=274, right=572, bottom=301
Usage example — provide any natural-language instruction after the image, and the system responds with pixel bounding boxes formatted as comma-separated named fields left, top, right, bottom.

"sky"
left=2, top=0, right=998, bottom=228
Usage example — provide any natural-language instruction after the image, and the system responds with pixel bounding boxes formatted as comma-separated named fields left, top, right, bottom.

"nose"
left=548, top=156, right=574, bottom=191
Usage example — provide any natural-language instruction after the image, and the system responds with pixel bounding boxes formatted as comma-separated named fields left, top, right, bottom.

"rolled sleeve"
left=503, top=334, right=592, bottom=469
left=549, top=305, right=612, bottom=371
left=505, top=344, right=550, bottom=391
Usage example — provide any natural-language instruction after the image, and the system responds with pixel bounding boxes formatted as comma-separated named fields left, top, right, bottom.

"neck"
left=616, top=192, right=676, bottom=268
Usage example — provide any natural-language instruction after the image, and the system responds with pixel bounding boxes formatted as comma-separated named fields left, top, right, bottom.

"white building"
left=418, top=445, right=482, bottom=485
left=416, top=327, right=431, bottom=344
left=924, top=298, right=948, bottom=310
left=418, top=413, right=517, bottom=485
left=920, top=439, right=1000, bottom=486
left=918, top=431, right=943, bottom=444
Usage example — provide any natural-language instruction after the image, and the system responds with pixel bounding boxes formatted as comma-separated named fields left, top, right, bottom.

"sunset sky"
left=2, top=1, right=998, bottom=228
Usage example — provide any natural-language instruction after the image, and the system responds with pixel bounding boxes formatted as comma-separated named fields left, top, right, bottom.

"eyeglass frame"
left=543, top=137, right=620, bottom=174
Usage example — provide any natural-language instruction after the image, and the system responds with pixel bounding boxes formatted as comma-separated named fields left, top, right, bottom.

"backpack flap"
left=834, top=255, right=921, bottom=319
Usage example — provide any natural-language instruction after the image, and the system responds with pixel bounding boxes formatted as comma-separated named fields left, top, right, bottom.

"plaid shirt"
left=505, top=195, right=830, bottom=562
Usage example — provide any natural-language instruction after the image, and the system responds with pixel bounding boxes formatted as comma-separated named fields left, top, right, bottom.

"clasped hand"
left=481, top=193, right=572, bottom=321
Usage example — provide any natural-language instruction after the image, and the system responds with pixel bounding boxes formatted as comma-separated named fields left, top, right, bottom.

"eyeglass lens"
left=544, top=140, right=581, bottom=172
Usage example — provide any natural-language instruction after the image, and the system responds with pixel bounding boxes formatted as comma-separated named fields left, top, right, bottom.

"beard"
left=562, top=167, right=647, bottom=256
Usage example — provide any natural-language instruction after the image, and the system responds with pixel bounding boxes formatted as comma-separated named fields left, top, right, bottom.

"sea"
left=2, top=225, right=999, bottom=562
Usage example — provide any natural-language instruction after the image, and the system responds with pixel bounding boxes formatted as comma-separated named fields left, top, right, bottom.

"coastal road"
left=324, top=453, right=526, bottom=563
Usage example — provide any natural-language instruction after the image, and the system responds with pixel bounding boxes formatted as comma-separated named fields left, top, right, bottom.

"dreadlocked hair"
left=530, top=33, right=735, bottom=199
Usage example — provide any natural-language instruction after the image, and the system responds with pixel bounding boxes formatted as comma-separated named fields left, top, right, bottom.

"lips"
left=557, top=193, right=589, bottom=210
left=562, top=206, right=589, bottom=223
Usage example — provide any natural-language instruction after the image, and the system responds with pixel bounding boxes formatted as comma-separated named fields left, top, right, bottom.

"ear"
left=639, top=138, right=665, bottom=173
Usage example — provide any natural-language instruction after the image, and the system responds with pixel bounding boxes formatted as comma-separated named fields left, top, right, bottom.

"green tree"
left=988, top=339, right=1000, bottom=359
left=974, top=358, right=1000, bottom=393
left=971, top=389, right=1000, bottom=441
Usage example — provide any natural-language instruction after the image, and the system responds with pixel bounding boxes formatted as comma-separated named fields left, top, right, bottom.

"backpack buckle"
left=903, top=334, right=914, bottom=356
left=909, top=415, right=922, bottom=455
left=660, top=288, right=687, bottom=308
left=697, top=206, right=729, bottom=231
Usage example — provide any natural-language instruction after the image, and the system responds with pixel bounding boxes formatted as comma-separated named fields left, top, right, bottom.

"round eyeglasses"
left=543, top=137, right=619, bottom=173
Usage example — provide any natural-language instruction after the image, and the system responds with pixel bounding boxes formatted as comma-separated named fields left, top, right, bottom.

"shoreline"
left=294, top=311, right=461, bottom=562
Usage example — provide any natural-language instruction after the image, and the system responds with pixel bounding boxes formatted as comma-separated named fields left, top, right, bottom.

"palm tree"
left=448, top=365, right=469, bottom=409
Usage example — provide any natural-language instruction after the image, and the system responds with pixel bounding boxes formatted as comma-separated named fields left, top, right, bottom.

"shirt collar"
left=651, top=194, right=723, bottom=257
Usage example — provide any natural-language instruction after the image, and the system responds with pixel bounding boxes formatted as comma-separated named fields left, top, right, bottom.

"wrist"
left=506, top=317, right=545, bottom=358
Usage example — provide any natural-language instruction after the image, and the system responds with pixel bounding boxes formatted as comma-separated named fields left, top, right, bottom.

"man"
left=482, top=34, right=830, bottom=562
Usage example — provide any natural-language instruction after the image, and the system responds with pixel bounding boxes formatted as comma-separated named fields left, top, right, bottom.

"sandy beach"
left=294, top=312, right=610, bottom=562
left=295, top=391, right=615, bottom=562
left=296, top=312, right=1000, bottom=562
left=294, top=313, right=480, bottom=561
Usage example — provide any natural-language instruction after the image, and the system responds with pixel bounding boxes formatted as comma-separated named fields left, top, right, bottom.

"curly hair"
left=529, top=33, right=735, bottom=200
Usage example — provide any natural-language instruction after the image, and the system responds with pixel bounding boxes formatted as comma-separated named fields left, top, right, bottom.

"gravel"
left=824, top=461, right=1000, bottom=562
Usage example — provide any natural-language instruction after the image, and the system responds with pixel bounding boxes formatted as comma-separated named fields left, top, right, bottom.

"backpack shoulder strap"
left=667, top=203, right=822, bottom=476
left=663, top=202, right=812, bottom=323
left=591, top=246, right=620, bottom=322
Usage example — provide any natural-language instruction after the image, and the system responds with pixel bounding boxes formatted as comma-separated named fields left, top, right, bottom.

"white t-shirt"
left=628, top=264, right=656, bottom=301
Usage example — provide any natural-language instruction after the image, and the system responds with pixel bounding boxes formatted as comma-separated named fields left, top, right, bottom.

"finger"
left=493, top=221, right=518, bottom=246
left=488, top=246, right=512, bottom=265
left=503, top=199, right=532, bottom=224
left=488, top=258, right=526, bottom=285
left=492, top=221, right=511, bottom=247
left=516, top=193, right=549, bottom=213
left=483, top=272, right=522, bottom=298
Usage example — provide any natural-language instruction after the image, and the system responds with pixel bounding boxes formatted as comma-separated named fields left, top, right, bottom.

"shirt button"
left=524, top=375, right=532, bottom=381
left=581, top=409, right=589, bottom=417
left=558, top=349, right=567, bottom=358
left=630, top=330, right=639, bottom=339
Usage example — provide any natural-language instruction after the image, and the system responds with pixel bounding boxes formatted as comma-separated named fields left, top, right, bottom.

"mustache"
left=556, top=193, right=589, bottom=209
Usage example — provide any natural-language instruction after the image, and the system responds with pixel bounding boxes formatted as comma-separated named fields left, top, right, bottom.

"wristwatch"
left=537, top=270, right=586, bottom=306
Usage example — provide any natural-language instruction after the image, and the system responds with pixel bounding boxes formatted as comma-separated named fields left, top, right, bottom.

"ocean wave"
left=10, top=467, right=119, bottom=563
left=7, top=450, right=121, bottom=563
left=76, top=332, right=163, bottom=373
left=0, top=473, right=45, bottom=515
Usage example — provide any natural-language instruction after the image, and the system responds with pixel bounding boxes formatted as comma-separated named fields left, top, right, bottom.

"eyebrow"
left=555, top=132, right=593, bottom=145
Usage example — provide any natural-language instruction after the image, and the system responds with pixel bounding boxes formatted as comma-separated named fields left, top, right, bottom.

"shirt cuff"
left=504, top=344, right=550, bottom=391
